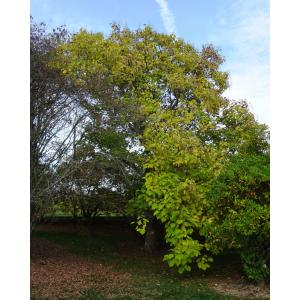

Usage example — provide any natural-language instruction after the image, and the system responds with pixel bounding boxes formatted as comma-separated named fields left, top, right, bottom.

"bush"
left=202, top=153, right=270, bottom=282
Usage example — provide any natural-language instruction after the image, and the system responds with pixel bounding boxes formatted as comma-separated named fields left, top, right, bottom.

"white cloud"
left=212, top=0, right=270, bottom=125
left=155, top=0, right=176, bottom=35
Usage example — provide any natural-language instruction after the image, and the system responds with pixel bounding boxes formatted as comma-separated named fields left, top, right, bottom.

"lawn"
left=31, top=221, right=269, bottom=300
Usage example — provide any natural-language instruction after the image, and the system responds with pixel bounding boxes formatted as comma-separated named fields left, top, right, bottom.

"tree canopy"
left=31, top=21, right=270, bottom=282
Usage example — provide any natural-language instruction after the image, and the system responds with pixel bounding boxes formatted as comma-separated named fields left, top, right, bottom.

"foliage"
left=202, top=153, right=270, bottom=282
left=131, top=216, right=149, bottom=235
left=32, top=21, right=270, bottom=282
left=53, top=24, right=222, bottom=271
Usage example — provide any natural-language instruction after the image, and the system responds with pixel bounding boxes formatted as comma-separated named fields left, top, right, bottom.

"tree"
left=52, top=24, right=269, bottom=280
left=30, top=19, right=86, bottom=228
left=53, top=24, right=229, bottom=248
left=57, top=125, right=142, bottom=219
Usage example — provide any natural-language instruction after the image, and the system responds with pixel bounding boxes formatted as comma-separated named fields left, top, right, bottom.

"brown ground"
left=31, top=238, right=132, bottom=299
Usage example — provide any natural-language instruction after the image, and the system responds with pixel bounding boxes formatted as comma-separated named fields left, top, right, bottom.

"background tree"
left=30, top=19, right=87, bottom=228
left=57, top=124, right=143, bottom=220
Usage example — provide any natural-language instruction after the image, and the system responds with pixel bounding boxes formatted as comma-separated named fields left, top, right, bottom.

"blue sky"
left=31, top=0, right=269, bottom=125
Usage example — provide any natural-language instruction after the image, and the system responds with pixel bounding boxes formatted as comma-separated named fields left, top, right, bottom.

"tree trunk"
left=144, top=217, right=165, bottom=252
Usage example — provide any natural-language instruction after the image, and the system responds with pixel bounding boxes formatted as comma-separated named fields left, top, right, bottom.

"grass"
left=44, top=205, right=125, bottom=218
left=31, top=223, right=268, bottom=300
left=78, top=287, right=239, bottom=300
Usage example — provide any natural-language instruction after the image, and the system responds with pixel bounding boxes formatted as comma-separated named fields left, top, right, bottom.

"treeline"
left=30, top=18, right=269, bottom=282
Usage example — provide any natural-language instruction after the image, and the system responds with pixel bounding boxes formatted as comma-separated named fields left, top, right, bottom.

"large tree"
left=51, top=24, right=269, bottom=280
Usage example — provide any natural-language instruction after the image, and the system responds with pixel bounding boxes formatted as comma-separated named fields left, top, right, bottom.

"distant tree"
left=57, top=125, right=142, bottom=220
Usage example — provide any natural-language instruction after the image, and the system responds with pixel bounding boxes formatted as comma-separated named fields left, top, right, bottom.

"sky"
left=31, top=0, right=270, bottom=125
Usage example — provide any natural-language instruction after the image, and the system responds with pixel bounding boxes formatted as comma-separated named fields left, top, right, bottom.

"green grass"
left=78, top=287, right=239, bottom=300
left=44, top=204, right=125, bottom=218
left=32, top=226, right=265, bottom=300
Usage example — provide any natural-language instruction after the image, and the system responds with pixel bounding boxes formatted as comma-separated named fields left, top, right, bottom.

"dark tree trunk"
left=144, top=217, right=165, bottom=252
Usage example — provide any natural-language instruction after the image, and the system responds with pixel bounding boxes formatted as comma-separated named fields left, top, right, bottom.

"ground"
left=31, top=221, right=269, bottom=300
